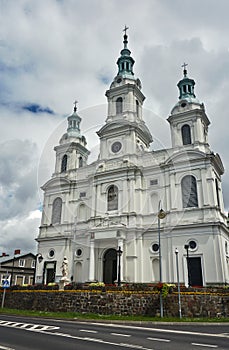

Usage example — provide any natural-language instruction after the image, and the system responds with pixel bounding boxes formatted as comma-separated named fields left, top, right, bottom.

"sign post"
left=1, top=276, right=11, bottom=308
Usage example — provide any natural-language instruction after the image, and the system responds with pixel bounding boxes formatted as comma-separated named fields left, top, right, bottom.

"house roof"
left=0, top=253, right=36, bottom=265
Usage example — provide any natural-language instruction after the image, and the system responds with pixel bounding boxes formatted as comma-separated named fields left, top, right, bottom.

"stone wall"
left=1, top=290, right=229, bottom=318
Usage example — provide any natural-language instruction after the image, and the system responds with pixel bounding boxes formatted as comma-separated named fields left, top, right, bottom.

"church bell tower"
left=168, top=64, right=210, bottom=154
left=53, top=102, right=90, bottom=175
left=97, top=27, right=153, bottom=160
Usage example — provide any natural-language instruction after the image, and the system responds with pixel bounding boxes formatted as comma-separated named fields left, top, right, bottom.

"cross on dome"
left=123, top=25, right=129, bottom=35
left=182, top=62, right=188, bottom=77
left=74, top=100, right=78, bottom=112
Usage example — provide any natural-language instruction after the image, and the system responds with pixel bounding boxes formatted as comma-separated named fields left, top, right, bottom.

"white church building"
left=36, top=31, right=229, bottom=287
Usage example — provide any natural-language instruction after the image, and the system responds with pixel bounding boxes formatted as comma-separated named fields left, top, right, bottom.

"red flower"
left=156, top=282, right=163, bottom=291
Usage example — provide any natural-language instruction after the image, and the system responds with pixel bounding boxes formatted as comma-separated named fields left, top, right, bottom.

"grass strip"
left=0, top=308, right=229, bottom=323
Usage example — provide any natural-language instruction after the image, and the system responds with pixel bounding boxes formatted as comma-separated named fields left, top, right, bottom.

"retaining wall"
left=1, top=289, right=229, bottom=318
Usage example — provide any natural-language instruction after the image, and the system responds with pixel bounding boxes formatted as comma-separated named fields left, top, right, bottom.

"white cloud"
left=0, top=211, right=41, bottom=255
left=0, top=0, right=228, bottom=254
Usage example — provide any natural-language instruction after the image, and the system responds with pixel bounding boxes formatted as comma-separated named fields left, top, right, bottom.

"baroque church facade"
left=36, top=32, right=229, bottom=287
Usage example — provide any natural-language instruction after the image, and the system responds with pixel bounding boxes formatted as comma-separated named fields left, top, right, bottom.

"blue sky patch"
left=23, top=103, right=54, bottom=114
left=98, top=74, right=111, bottom=85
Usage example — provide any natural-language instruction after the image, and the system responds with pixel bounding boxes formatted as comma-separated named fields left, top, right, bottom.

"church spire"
left=177, top=63, right=196, bottom=100
left=67, top=100, right=82, bottom=137
left=116, top=26, right=135, bottom=78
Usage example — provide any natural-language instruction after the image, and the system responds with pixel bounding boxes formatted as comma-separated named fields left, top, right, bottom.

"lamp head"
left=158, top=208, right=166, bottom=219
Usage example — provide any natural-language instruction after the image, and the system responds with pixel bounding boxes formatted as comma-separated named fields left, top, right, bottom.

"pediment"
left=41, top=176, right=71, bottom=191
left=164, top=149, right=207, bottom=166
left=97, top=120, right=152, bottom=144
left=211, top=152, right=224, bottom=175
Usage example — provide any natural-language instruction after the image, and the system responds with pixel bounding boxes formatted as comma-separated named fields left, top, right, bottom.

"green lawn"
left=0, top=308, right=229, bottom=323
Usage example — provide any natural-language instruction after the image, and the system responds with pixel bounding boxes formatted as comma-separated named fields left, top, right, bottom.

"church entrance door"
left=43, top=261, right=56, bottom=284
left=188, top=257, right=203, bottom=287
left=103, top=249, right=117, bottom=284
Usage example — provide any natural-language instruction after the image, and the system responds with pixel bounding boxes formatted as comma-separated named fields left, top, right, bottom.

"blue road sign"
left=2, top=278, right=10, bottom=288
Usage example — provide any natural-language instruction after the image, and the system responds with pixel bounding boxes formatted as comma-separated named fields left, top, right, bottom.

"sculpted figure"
left=61, top=256, right=68, bottom=278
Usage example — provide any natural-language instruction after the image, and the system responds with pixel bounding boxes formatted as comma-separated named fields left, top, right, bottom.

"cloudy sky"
left=0, top=0, right=229, bottom=256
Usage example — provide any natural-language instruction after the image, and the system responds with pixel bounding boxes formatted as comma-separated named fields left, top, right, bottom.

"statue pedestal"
left=59, top=277, right=69, bottom=291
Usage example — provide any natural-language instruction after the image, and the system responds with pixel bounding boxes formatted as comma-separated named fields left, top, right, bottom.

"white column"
left=92, top=184, right=97, bottom=217
left=135, top=173, right=141, bottom=213
left=129, top=178, right=135, bottom=212
left=137, top=234, right=143, bottom=282
left=170, top=172, right=177, bottom=210
left=201, top=169, right=210, bottom=206
left=89, top=235, right=95, bottom=281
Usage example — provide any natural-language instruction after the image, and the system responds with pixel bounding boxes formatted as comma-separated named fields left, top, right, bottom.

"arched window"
left=79, top=156, right=83, bottom=168
left=78, top=203, right=87, bottom=221
left=136, top=100, right=139, bottom=117
left=51, top=197, right=62, bottom=224
left=182, top=124, right=191, bottom=145
left=181, top=175, right=198, bottom=208
left=61, top=154, right=67, bottom=172
left=152, top=259, right=159, bottom=282
left=74, top=262, right=82, bottom=282
left=116, top=97, right=123, bottom=114
left=107, top=185, right=118, bottom=211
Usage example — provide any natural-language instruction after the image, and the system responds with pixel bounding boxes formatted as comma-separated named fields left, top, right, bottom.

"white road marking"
left=89, top=322, right=229, bottom=339
left=119, top=344, right=143, bottom=348
left=111, top=333, right=131, bottom=337
left=0, top=320, right=59, bottom=332
left=0, top=346, right=15, bottom=350
left=80, top=329, right=98, bottom=333
left=34, top=329, right=156, bottom=350
left=147, top=337, right=170, bottom=342
left=19, top=324, right=31, bottom=328
left=192, top=343, right=218, bottom=348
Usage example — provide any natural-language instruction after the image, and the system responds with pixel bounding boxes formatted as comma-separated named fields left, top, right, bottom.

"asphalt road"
left=0, top=314, right=228, bottom=350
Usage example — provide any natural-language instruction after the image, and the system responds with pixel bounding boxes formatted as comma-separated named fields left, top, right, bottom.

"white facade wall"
left=36, top=36, right=229, bottom=286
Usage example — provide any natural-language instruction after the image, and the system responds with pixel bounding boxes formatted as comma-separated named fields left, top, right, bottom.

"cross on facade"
left=123, top=25, right=129, bottom=35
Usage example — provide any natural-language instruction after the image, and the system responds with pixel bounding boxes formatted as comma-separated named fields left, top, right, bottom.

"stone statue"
left=61, top=256, right=69, bottom=278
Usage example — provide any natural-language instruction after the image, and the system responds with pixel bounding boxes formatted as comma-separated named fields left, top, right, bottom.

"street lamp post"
left=158, top=200, right=166, bottom=318
left=116, top=246, right=123, bottom=287
left=184, top=243, right=191, bottom=287
left=33, top=254, right=43, bottom=285
left=175, top=248, right=182, bottom=318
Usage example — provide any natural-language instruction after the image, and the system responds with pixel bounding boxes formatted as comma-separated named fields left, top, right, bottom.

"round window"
left=189, top=240, right=197, bottom=250
left=49, top=249, right=55, bottom=258
left=111, top=141, right=122, bottom=153
left=76, top=249, right=82, bottom=257
left=152, top=243, right=159, bottom=252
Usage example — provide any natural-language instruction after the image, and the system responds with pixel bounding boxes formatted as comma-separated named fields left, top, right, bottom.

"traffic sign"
left=2, top=276, right=10, bottom=288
